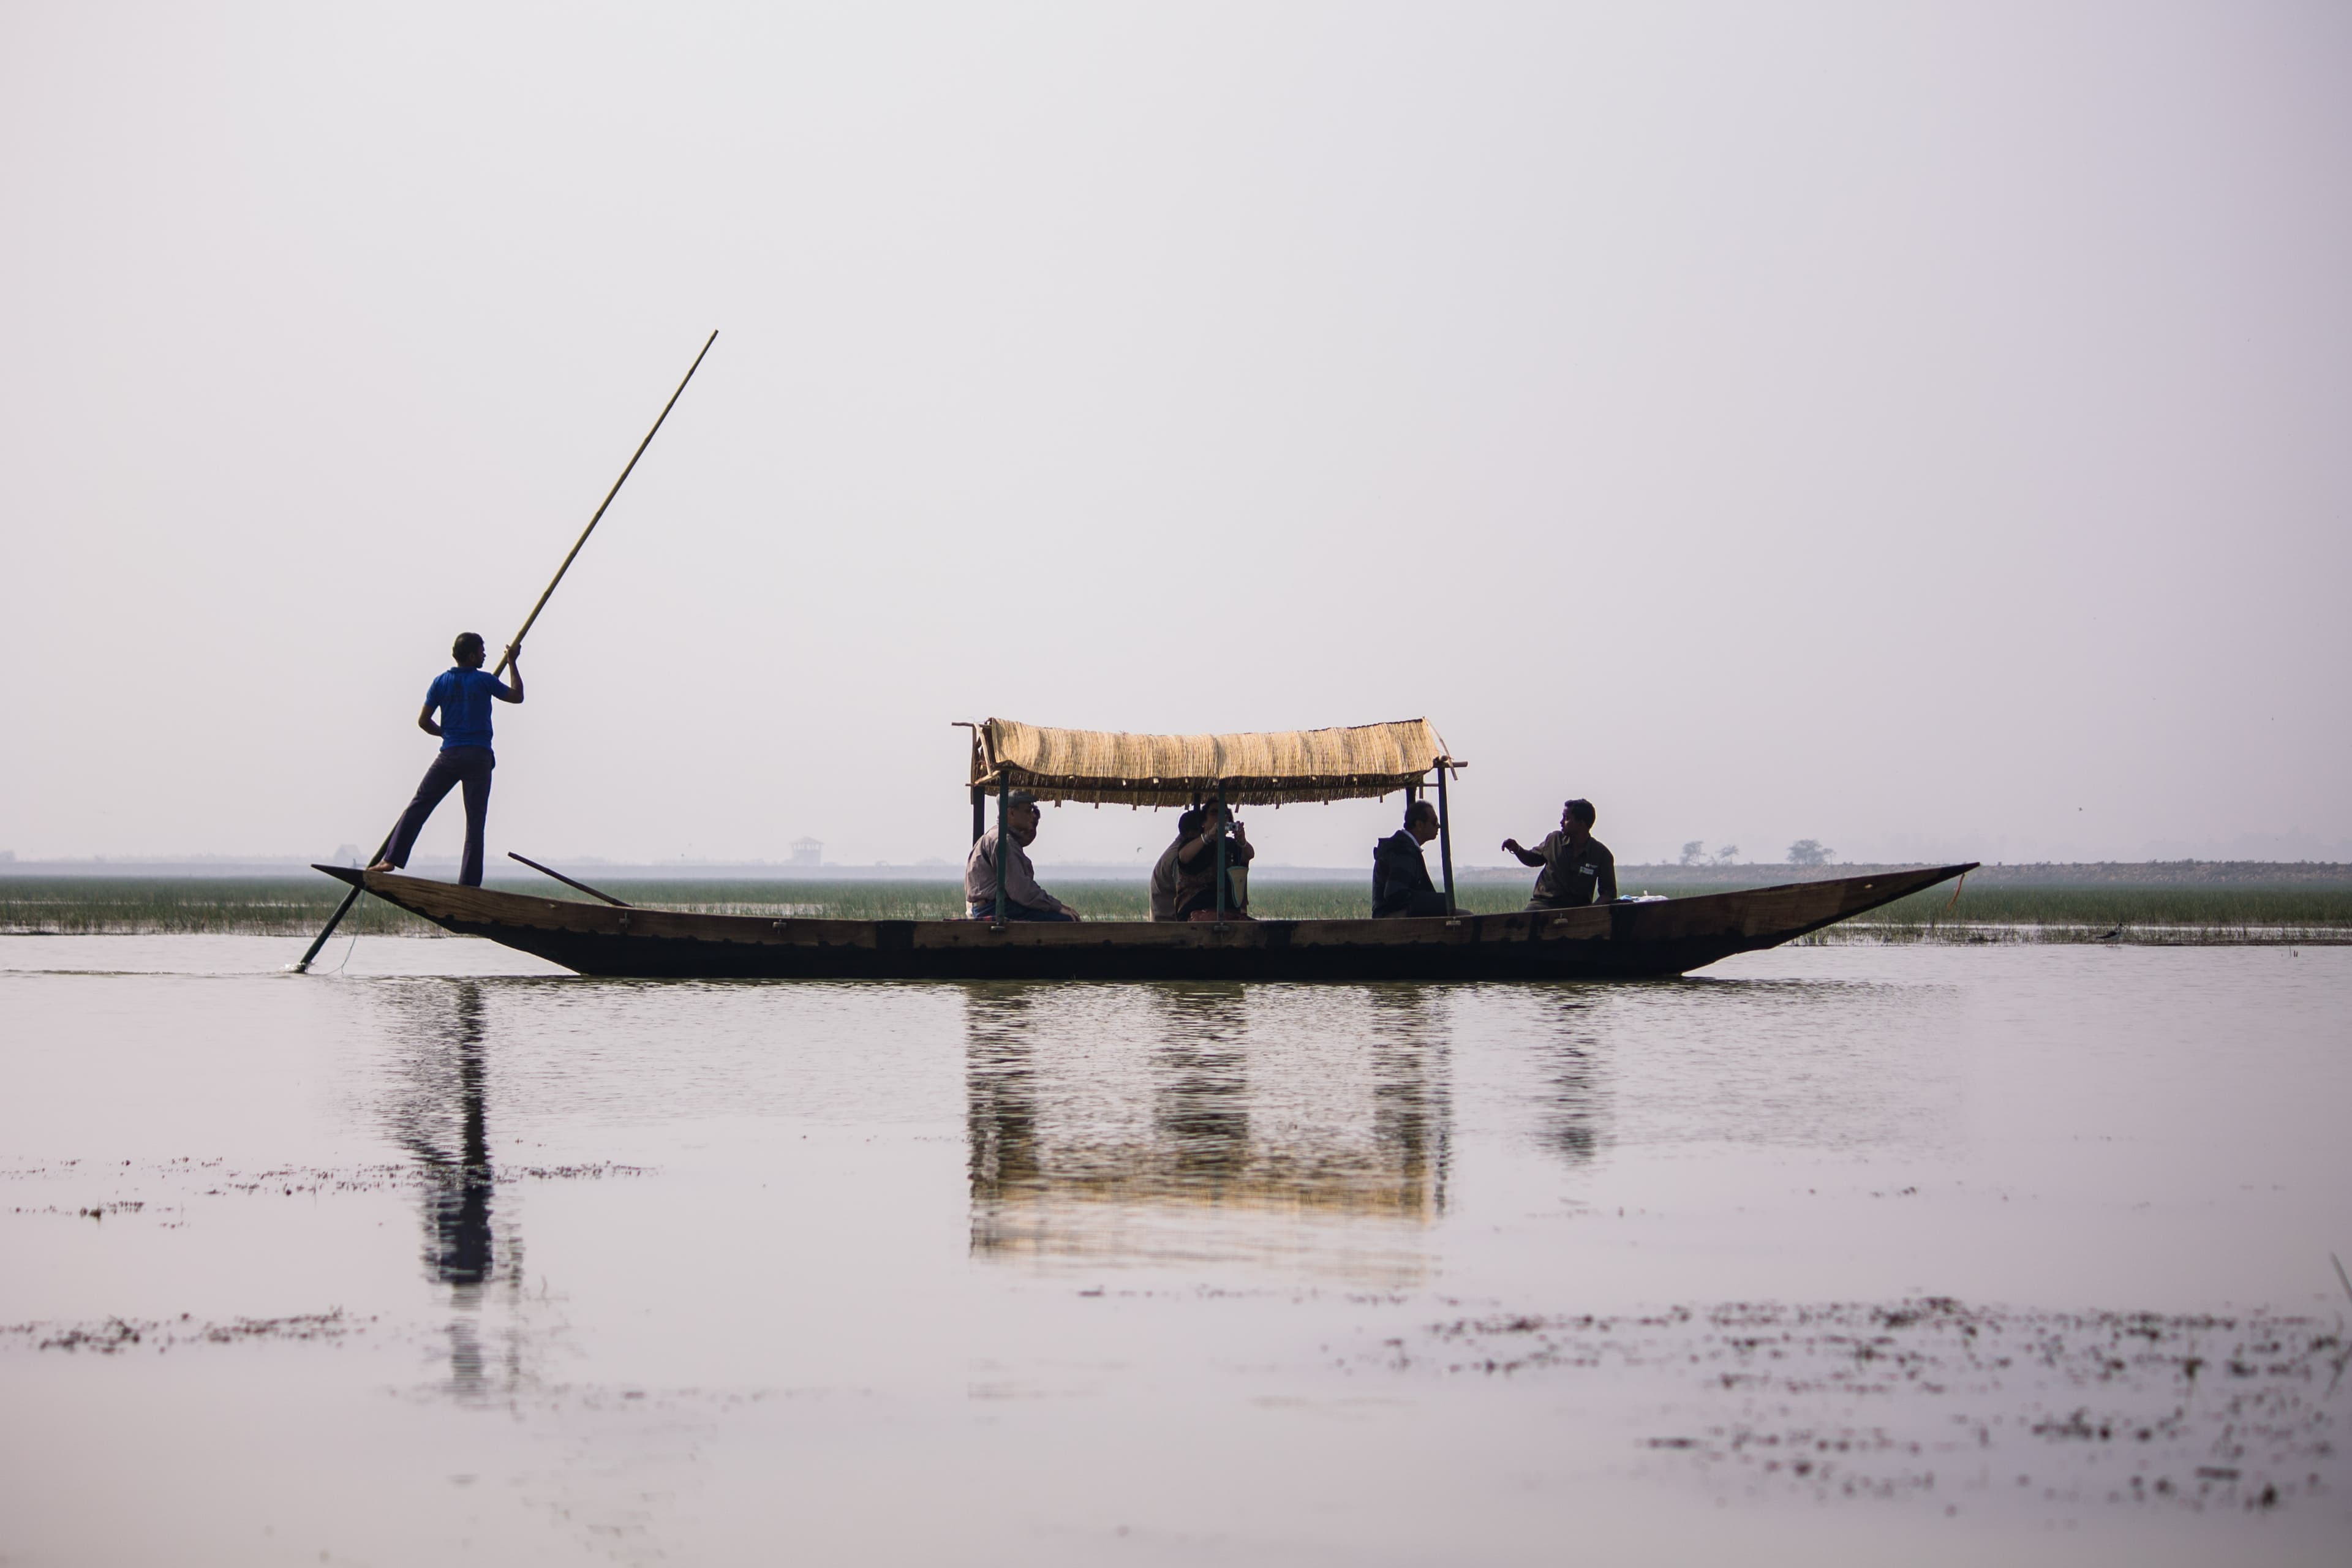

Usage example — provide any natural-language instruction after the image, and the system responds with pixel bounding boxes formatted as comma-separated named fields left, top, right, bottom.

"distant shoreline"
left=6, top=858, right=2351, bottom=888
left=6, top=867, right=2350, bottom=943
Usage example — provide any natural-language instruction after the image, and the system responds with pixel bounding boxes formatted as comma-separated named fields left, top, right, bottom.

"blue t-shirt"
left=426, top=667, right=511, bottom=751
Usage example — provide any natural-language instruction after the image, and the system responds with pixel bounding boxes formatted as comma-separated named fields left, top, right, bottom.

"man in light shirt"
left=965, top=791, right=1082, bottom=922
left=1149, top=808, right=1208, bottom=921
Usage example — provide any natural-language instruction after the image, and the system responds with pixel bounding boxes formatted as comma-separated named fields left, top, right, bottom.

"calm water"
left=2, top=937, right=2346, bottom=1566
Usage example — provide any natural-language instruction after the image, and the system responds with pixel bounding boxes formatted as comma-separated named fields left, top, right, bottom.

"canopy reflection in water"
left=965, top=984, right=1452, bottom=1284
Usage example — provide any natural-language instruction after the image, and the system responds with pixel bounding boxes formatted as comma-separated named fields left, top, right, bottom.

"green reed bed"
left=1809, top=883, right=2352, bottom=944
left=6, top=876, right=2348, bottom=941
left=0, top=876, right=1517, bottom=933
left=0, top=878, right=442, bottom=936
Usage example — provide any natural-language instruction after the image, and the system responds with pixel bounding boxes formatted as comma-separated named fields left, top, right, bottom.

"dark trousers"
left=1375, top=888, right=1449, bottom=918
left=1174, top=878, right=1240, bottom=919
left=968, top=900, right=1077, bottom=922
left=385, top=746, right=494, bottom=886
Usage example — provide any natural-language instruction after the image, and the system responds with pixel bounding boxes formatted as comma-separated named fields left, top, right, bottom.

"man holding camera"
left=1172, top=804, right=1253, bottom=921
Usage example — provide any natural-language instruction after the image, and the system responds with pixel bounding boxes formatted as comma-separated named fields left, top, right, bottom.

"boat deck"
left=317, top=863, right=1977, bottom=981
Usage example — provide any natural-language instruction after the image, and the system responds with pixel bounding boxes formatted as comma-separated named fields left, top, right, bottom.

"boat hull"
left=315, top=863, right=1975, bottom=981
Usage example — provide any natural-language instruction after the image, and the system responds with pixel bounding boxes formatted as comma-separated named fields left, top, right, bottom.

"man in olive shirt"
left=1502, top=798, right=1617, bottom=910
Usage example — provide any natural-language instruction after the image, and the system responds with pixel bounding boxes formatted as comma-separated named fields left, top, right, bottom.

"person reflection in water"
left=388, top=979, right=507, bottom=1395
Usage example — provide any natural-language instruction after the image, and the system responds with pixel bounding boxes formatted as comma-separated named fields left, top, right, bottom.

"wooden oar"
left=292, top=332, right=718, bottom=973
left=507, top=851, right=631, bottom=907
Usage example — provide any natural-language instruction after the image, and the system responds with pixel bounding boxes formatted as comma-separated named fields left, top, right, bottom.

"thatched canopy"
left=963, top=717, right=1454, bottom=807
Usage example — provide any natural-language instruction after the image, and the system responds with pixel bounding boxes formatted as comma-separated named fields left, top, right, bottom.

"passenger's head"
left=452, top=631, right=486, bottom=668
left=1177, top=808, right=1207, bottom=837
left=1005, top=790, right=1042, bottom=843
left=1405, top=799, right=1440, bottom=844
left=1561, top=798, right=1596, bottom=834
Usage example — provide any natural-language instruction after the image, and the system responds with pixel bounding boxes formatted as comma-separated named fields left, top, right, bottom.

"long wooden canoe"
left=314, top=862, right=1975, bottom=981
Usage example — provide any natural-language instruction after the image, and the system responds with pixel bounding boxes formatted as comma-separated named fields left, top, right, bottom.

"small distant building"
left=789, top=837, right=824, bottom=867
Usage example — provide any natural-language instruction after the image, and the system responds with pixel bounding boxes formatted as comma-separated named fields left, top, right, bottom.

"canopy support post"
left=992, top=775, right=1008, bottom=930
left=1434, top=758, right=1457, bottom=916
left=1213, top=783, right=1227, bottom=927
left=970, top=785, right=985, bottom=845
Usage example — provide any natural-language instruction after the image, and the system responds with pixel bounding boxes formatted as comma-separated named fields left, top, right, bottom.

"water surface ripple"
left=2, top=937, right=2346, bottom=1564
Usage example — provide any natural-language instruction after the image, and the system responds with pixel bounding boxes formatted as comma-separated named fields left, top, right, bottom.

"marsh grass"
left=5, top=875, right=2348, bottom=942
left=1812, top=883, right=2352, bottom=944
left=0, top=878, right=446, bottom=936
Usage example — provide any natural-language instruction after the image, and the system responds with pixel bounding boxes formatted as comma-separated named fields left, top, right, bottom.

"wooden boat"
left=315, top=858, right=1976, bottom=981
left=320, top=716, right=1969, bottom=979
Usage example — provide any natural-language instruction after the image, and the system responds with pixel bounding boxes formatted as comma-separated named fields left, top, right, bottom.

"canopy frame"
left=956, top=717, right=1463, bottom=918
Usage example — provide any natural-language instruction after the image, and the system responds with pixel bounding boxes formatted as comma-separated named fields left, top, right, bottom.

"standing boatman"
left=370, top=633, right=524, bottom=887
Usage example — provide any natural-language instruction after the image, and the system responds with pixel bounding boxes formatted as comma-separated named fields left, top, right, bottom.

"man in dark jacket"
left=1372, top=800, right=1449, bottom=918
left=1502, top=797, right=1618, bottom=910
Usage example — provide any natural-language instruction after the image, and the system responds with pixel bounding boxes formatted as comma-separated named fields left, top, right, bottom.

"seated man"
left=1372, top=800, right=1450, bottom=918
left=1502, top=797, right=1618, bottom=910
left=1150, top=808, right=1207, bottom=921
left=1173, top=805, right=1254, bottom=921
left=965, top=791, right=1082, bottom=921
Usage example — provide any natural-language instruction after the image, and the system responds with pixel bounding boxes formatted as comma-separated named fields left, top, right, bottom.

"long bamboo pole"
left=1214, top=783, right=1227, bottom=925
left=494, top=330, right=718, bottom=677
left=291, top=332, right=719, bottom=973
left=1434, top=758, right=1456, bottom=916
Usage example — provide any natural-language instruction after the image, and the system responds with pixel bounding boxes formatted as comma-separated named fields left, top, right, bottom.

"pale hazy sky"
left=3, top=2, right=2346, bottom=869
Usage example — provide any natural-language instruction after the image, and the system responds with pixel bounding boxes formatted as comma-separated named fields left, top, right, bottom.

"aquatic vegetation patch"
left=5, top=1308, right=370, bottom=1355
left=1370, top=1298, right=2346, bottom=1513
left=0, top=1156, right=655, bottom=1212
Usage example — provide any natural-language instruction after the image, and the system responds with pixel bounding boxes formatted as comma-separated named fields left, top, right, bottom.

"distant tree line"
left=1678, top=840, right=1835, bottom=867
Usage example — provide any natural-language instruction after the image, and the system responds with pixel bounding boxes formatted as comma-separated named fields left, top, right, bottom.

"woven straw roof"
left=965, top=717, right=1453, bottom=807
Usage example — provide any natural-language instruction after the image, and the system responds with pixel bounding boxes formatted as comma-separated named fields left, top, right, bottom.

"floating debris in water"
left=1360, top=1297, right=2343, bottom=1513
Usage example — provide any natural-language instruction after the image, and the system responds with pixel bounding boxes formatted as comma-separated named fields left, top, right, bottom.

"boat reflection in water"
left=378, top=979, right=528, bottom=1400
left=1528, top=993, right=1609, bottom=1168
left=965, top=984, right=1452, bottom=1284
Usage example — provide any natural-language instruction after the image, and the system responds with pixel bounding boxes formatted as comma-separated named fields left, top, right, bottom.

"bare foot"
left=365, top=861, right=395, bottom=873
